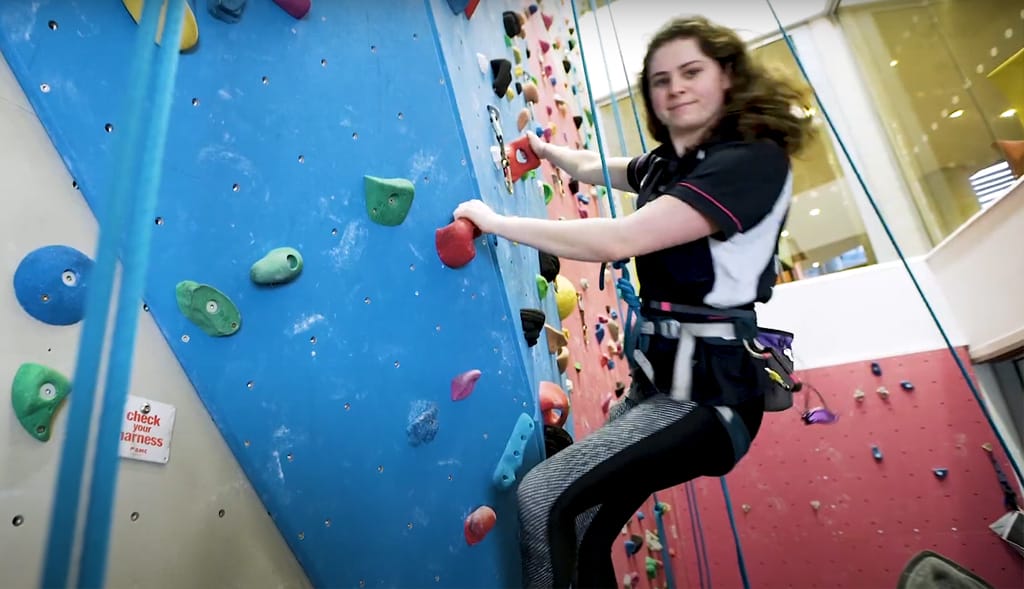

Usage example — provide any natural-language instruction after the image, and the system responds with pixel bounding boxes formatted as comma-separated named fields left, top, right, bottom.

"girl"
left=454, top=15, right=813, bottom=589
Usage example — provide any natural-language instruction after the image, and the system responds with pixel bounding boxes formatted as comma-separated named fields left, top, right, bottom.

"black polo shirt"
left=626, top=137, right=793, bottom=310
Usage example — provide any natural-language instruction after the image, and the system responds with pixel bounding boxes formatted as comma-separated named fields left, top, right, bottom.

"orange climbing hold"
left=539, top=381, right=569, bottom=427
left=464, top=505, right=497, bottom=545
left=435, top=218, right=481, bottom=268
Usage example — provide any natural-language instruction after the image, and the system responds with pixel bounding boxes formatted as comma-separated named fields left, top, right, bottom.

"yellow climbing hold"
left=122, top=0, right=199, bottom=52
left=554, top=275, right=577, bottom=321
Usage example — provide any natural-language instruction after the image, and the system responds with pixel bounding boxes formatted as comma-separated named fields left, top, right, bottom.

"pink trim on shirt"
left=677, top=181, right=743, bottom=231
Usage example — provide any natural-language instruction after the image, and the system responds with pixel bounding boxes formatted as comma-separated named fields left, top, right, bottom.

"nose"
left=669, top=73, right=688, bottom=95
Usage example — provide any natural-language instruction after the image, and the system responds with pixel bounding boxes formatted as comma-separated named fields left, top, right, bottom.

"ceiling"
left=575, top=0, right=832, bottom=102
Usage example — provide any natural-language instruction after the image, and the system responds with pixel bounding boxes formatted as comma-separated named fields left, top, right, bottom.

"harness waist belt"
left=632, top=318, right=737, bottom=402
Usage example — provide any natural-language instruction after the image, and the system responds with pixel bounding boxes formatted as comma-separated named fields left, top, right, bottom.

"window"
left=752, top=39, right=879, bottom=282
left=837, top=0, right=1024, bottom=243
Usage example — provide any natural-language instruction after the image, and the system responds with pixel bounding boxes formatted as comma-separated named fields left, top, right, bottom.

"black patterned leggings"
left=515, top=392, right=762, bottom=588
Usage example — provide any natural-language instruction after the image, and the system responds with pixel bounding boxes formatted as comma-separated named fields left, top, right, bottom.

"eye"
left=683, top=68, right=702, bottom=79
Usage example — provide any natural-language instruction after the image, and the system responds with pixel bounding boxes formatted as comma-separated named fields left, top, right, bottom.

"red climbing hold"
left=435, top=218, right=481, bottom=268
left=539, top=39, right=551, bottom=54
left=507, top=135, right=541, bottom=182
left=465, top=0, right=480, bottom=19
left=464, top=505, right=497, bottom=545
left=541, top=12, right=554, bottom=30
left=272, top=0, right=310, bottom=19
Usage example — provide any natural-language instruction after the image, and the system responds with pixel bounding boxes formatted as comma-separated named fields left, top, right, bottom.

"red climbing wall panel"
left=519, top=8, right=632, bottom=429
left=605, top=347, right=1023, bottom=588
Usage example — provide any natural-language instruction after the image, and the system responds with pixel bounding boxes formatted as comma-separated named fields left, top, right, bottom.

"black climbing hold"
left=568, top=39, right=576, bottom=51
left=491, top=58, right=513, bottom=98
left=871, top=361, right=882, bottom=376
left=572, top=115, right=584, bottom=129
left=525, top=47, right=531, bottom=59
left=502, top=11, right=521, bottom=37
left=520, top=308, right=545, bottom=347
left=207, top=0, right=247, bottom=23
left=562, top=58, right=572, bottom=74
left=538, top=250, right=560, bottom=283
left=568, top=178, right=580, bottom=194
left=515, top=82, right=523, bottom=95
left=544, top=424, right=574, bottom=458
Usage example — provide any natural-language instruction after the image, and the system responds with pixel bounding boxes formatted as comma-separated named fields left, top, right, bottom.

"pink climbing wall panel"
left=608, top=347, right=1023, bottom=588
left=518, top=6, right=632, bottom=428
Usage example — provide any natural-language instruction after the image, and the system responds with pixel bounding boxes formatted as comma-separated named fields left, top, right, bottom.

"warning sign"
left=119, top=395, right=176, bottom=464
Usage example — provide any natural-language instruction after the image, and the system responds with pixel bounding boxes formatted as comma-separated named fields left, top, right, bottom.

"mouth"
left=668, top=101, right=697, bottom=112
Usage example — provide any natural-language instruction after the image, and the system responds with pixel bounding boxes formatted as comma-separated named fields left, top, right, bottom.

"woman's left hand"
left=453, top=199, right=502, bottom=234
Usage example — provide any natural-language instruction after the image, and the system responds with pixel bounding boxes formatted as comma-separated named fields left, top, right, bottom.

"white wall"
left=925, top=177, right=1024, bottom=362
left=756, top=257, right=966, bottom=371
left=0, top=53, right=310, bottom=589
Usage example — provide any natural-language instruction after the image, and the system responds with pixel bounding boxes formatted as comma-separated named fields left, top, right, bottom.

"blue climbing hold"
left=407, top=400, right=439, bottom=446
left=636, top=510, right=645, bottom=520
left=445, top=0, right=471, bottom=13
left=492, top=412, right=535, bottom=490
left=13, top=245, right=93, bottom=326
left=207, top=0, right=247, bottom=22
left=871, top=362, right=882, bottom=376
left=933, top=468, right=948, bottom=479
left=624, top=539, right=639, bottom=556
left=595, top=323, right=605, bottom=343
left=871, top=444, right=883, bottom=461
left=901, top=380, right=914, bottom=391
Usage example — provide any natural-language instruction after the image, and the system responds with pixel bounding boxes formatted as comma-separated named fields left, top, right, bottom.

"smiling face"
left=645, top=37, right=732, bottom=147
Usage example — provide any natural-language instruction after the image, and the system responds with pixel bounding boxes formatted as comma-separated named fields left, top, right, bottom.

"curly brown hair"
left=639, top=16, right=814, bottom=156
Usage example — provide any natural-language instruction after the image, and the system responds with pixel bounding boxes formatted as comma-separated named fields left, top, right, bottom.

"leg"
left=574, top=486, right=651, bottom=589
left=516, top=394, right=740, bottom=588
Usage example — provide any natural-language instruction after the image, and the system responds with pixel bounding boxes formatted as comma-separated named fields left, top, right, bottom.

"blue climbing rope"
left=40, top=1, right=187, bottom=587
left=719, top=477, right=751, bottom=589
left=78, top=1, right=188, bottom=586
left=40, top=0, right=165, bottom=586
left=764, top=0, right=1023, bottom=487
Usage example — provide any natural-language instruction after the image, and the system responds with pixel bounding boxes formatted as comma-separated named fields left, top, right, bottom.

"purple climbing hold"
left=451, top=369, right=482, bottom=401
left=802, top=407, right=839, bottom=425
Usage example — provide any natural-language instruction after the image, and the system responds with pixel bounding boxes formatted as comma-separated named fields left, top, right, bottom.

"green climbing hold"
left=364, top=175, right=415, bottom=226
left=536, top=275, right=549, bottom=299
left=11, top=362, right=71, bottom=442
left=250, top=247, right=303, bottom=285
left=542, top=183, right=554, bottom=204
left=175, top=280, right=241, bottom=336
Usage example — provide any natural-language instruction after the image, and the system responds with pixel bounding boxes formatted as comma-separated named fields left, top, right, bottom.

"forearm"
left=538, top=142, right=633, bottom=192
left=492, top=215, right=621, bottom=263
left=538, top=142, right=601, bottom=185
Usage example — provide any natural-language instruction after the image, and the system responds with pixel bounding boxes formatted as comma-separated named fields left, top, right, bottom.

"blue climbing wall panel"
left=0, top=1, right=559, bottom=586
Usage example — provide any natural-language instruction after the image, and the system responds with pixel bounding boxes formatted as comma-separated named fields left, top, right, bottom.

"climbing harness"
left=485, top=104, right=515, bottom=194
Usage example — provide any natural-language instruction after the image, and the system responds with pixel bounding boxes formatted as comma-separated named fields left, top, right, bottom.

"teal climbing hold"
left=11, top=362, right=72, bottom=442
left=493, top=412, right=535, bottom=489
left=364, top=175, right=415, bottom=226
left=250, top=247, right=303, bottom=285
left=175, top=280, right=241, bottom=336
